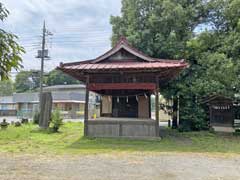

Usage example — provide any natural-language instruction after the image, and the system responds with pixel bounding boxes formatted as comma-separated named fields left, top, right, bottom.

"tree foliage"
left=0, top=3, right=24, bottom=80
left=111, top=0, right=240, bottom=130
left=15, top=70, right=41, bottom=93
left=14, top=69, right=80, bottom=93
left=111, top=0, right=209, bottom=59
left=0, top=80, right=14, bottom=96
left=46, top=70, right=79, bottom=86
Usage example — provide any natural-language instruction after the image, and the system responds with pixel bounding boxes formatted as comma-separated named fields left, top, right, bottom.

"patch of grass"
left=0, top=122, right=240, bottom=155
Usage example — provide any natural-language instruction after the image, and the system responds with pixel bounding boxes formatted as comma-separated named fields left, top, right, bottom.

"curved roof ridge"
left=58, top=37, right=187, bottom=69
left=59, top=59, right=95, bottom=67
left=92, top=36, right=156, bottom=63
left=152, top=58, right=186, bottom=64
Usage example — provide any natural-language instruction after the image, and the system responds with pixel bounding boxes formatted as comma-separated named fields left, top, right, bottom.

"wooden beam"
left=155, top=77, right=160, bottom=137
left=92, top=89, right=154, bottom=96
left=88, top=83, right=156, bottom=91
left=209, top=106, right=212, bottom=127
left=149, top=94, right=151, bottom=119
left=84, top=76, right=89, bottom=136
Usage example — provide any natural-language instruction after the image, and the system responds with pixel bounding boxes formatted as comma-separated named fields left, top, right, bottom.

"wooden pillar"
left=209, top=105, right=212, bottom=127
left=177, top=96, right=180, bottom=127
left=100, top=95, right=102, bottom=117
left=155, top=77, right=159, bottom=137
left=231, top=104, right=234, bottom=127
left=148, top=94, right=151, bottom=119
left=84, top=76, right=89, bottom=136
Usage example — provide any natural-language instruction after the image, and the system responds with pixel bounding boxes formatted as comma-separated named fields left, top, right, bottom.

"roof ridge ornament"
left=118, top=36, right=130, bottom=46
left=92, top=36, right=157, bottom=63
left=119, top=36, right=127, bottom=42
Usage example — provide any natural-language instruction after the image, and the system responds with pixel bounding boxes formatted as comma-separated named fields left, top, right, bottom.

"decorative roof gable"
left=92, top=37, right=155, bottom=63
left=59, top=36, right=187, bottom=67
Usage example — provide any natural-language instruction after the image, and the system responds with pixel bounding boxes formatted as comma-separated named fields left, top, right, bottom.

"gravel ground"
left=0, top=153, right=240, bottom=180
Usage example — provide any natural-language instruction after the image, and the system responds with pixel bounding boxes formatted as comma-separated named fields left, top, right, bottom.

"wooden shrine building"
left=58, top=37, right=188, bottom=137
left=202, top=95, right=235, bottom=132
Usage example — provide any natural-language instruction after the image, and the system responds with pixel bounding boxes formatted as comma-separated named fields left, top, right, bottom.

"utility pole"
left=39, top=20, right=46, bottom=106
left=36, top=20, right=52, bottom=128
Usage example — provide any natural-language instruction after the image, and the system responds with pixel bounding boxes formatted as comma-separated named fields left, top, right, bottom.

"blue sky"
left=1, top=0, right=122, bottom=74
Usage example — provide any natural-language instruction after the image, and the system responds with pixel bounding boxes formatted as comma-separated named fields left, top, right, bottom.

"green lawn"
left=0, top=122, right=240, bottom=155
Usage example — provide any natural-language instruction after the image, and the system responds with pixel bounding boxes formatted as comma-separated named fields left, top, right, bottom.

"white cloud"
left=1, top=0, right=122, bottom=72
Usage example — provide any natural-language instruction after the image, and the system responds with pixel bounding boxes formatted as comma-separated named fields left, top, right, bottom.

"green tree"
left=0, top=3, right=24, bottom=80
left=165, top=0, right=240, bottom=130
left=0, top=80, right=14, bottom=96
left=111, top=0, right=210, bottom=129
left=46, top=70, right=79, bottom=86
left=15, top=70, right=41, bottom=93
left=111, top=0, right=209, bottom=59
left=111, top=0, right=239, bottom=130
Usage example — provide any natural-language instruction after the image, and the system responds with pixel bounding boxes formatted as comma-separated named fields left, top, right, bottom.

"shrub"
left=178, top=98, right=208, bottom=132
left=33, top=112, right=40, bottom=124
left=234, top=128, right=240, bottom=136
left=209, top=127, right=215, bottom=133
left=21, top=118, right=29, bottom=124
left=236, top=129, right=240, bottom=132
left=15, top=121, right=21, bottom=127
left=51, top=109, right=63, bottom=132
left=178, top=121, right=191, bottom=132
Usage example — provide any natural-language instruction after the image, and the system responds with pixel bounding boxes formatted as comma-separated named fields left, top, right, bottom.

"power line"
left=18, top=34, right=110, bottom=41
left=51, top=26, right=110, bottom=31
left=19, top=39, right=108, bottom=46
left=15, top=27, right=110, bottom=34
left=18, top=33, right=110, bottom=44
left=18, top=39, right=41, bottom=43
left=50, top=39, right=109, bottom=43
left=16, top=29, right=111, bottom=37
left=17, top=35, right=41, bottom=38
left=53, top=31, right=111, bottom=35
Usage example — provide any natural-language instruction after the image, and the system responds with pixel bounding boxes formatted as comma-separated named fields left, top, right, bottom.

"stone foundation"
left=213, top=126, right=235, bottom=133
left=88, top=118, right=157, bottom=138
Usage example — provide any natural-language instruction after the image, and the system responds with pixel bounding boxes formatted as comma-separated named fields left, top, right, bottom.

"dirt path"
left=0, top=153, right=240, bottom=180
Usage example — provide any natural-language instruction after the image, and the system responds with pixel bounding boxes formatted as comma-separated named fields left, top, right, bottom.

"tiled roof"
left=0, top=96, right=14, bottom=104
left=11, top=91, right=86, bottom=103
left=62, top=61, right=187, bottom=71
left=58, top=36, right=188, bottom=68
left=52, top=91, right=85, bottom=102
left=57, top=37, right=188, bottom=84
left=13, top=92, right=39, bottom=103
left=43, top=84, right=85, bottom=91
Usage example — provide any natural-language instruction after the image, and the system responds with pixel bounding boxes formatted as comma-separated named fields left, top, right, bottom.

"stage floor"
left=89, top=117, right=155, bottom=122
